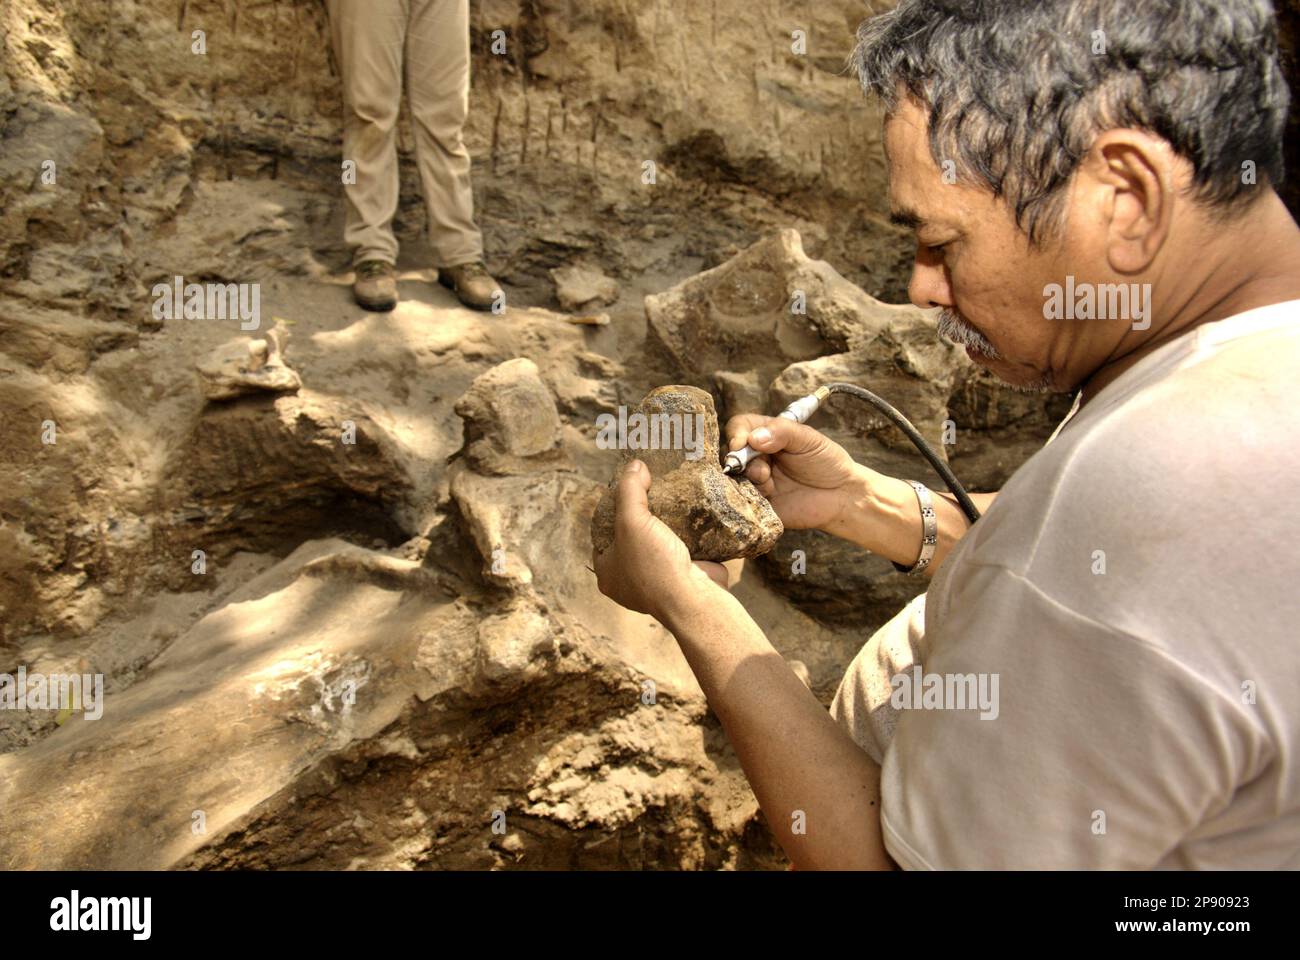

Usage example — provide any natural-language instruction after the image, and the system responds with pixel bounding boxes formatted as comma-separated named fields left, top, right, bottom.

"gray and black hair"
left=851, top=0, right=1291, bottom=244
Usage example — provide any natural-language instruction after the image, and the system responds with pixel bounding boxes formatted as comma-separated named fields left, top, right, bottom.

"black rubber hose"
left=823, top=382, right=982, bottom=525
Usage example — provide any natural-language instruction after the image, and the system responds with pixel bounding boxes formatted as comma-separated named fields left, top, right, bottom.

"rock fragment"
left=563, top=312, right=611, bottom=326
left=590, top=385, right=782, bottom=562
left=714, top=369, right=767, bottom=419
left=551, top=265, right=620, bottom=312
left=757, top=527, right=924, bottom=626
left=197, top=319, right=301, bottom=401
left=645, top=228, right=930, bottom=388
left=454, top=358, right=566, bottom=476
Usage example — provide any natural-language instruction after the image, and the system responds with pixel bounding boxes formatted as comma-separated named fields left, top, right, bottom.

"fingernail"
left=751, top=427, right=772, bottom=443
left=625, top=459, right=643, bottom=474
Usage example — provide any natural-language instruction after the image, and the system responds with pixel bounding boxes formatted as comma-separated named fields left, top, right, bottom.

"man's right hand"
left=724, top=414, right=872, bottom=533
left=726, top=412, right=997, bottom=577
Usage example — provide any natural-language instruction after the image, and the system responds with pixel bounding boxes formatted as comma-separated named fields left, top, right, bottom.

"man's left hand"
left=593, top=459, right=730, bottom=623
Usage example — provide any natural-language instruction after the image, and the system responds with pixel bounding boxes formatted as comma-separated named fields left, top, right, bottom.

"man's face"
left=883, top=98, right=1097, bottom=393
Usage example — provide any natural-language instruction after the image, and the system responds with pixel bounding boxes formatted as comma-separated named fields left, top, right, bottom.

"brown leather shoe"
left=437, top=262, right=502, bottom=312
left=353, top=260, right=397, bottom=311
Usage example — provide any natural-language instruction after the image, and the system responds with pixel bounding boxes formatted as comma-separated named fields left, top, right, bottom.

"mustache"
left=936, top=309, right=1002, bottom=359
left=937, top=309, right=1057, bottom=394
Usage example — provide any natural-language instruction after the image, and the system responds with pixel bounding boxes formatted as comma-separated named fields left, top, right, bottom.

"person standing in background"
left=327, top=0, right=502, bottom=312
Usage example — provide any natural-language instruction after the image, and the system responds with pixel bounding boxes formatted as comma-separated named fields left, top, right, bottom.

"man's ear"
left=1080, top=129, right=1177, bottom=274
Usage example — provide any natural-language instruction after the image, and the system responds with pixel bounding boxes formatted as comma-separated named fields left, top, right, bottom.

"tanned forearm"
left=823, top=464, right=998, bottom=579
left=660, top=586, right=895, bottom=870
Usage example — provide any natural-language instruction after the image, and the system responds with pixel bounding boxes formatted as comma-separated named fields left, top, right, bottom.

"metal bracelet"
left=892, top=480, right=938, bottom=575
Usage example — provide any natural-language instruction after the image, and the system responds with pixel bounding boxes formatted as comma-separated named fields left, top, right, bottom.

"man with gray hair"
left=593, top=0, right=1300, bottom=869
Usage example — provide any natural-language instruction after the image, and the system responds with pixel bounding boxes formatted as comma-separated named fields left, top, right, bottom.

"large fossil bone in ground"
left=590, top=385, right=783, bottom=562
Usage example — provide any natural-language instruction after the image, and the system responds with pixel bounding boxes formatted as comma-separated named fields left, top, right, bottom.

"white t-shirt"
left=831, top=299, right=1300, bottom=869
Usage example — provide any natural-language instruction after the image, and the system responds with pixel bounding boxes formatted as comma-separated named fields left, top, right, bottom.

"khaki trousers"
left=327, top=0, right=483, bottom=268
